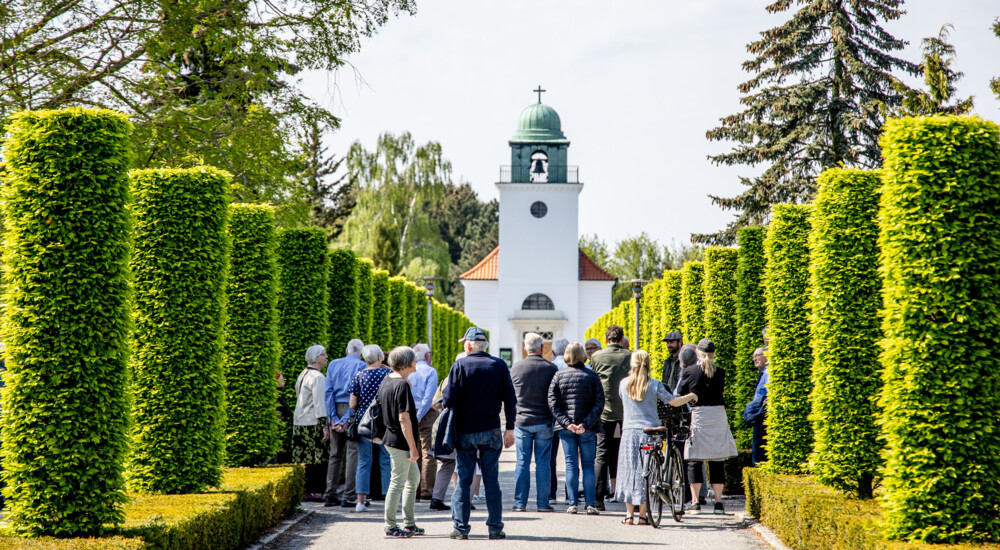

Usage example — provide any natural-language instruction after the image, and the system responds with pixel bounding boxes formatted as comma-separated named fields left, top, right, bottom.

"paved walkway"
left=260, top=447, right=766, bottom=549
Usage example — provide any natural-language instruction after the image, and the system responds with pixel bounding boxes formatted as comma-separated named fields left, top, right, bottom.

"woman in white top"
left=294, top=344, right=330, bottom=500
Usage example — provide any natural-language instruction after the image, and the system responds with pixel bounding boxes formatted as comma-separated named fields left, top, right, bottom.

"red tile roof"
left=459, top=247, right=616, bottom=282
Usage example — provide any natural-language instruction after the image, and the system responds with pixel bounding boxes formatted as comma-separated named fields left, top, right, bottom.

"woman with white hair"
left=293, top=344, right=330, bottom=501
left=348, top=344, right=392, bottom=512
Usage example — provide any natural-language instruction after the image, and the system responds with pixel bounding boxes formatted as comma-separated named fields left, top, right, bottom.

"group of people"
left=288, top=322, right=771, bottom=539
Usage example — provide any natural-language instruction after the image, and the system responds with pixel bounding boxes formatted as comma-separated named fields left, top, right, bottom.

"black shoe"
left=538, top=506, right=555, bottom=512
left=698, top=498, right=707, bottom=506
left=594, top=501, right=606, bottom=511
left=324, top=497, right=339, bottom=507
left=429, top=499, right=451, bottom=511
left=450, top=530, right=469, bottom=540
left=511, top=506, right=526, bottom=512
left=714, top=502, right=725, bottom=515
left=489, top=531, right=507, bottom=540
left=340, top=500, right=354, bottom=508
left=471, top=504, right=477, bottom=510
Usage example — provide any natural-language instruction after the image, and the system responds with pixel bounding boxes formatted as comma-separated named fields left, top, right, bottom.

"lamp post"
left=627, top=279, right=647, bottom=350
left=420, top=277, right=440, bottom=351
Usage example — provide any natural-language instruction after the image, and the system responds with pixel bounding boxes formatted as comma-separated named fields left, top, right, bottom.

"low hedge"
left=0, top=466, right=303, bottom=550
left=710, top=449, right=752, bottom=496
left=743, top=468, right=1000, bottom=550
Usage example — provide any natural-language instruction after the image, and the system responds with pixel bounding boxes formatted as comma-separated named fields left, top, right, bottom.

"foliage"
left=878, top=116, right=1000, bottom=543
left=734, top=226, right=766, bottom=449
left=762, top=204, right=813, bottom=474
left=640, top=281, right=663, bottom=376
left=578, top=234, right=611, bottom=270
left=410, top=283, right=426, bottom=345
left=680, top=261, right=706, bottom=344
left=298, top=117, right=356, bottom=240
left=0, top=108, right=133, bottom=535
left=993, top=19, right=1000, bottom=100
left=437, top=183, right=499, bottom=310
left=129, top=167, right=231, bottom=494
left=389, top=276, right=409, bottom=347
left=743, top=469, right=1000, bottom=550
left=696, top=0, right=918, bottom=244
left=807, top=169, right=883, bottom=499
left=225, top=204, right=280, bottom=467
left=894, top=24, right=974, bottom=116
left=354, top=258, right=375, bottom=343
left=580, top=233, right=703, bottom=307
left=328, top=248, right=359, bottom=357
left=370, top=269, right=392, bottom=348
left=703, top=247, right=740, bottom=436
left=276, top=228, right=329, bottom=405
left=661, top=271, right=684, bottom=340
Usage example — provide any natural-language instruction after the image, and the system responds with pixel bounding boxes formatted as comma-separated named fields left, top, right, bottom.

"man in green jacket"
left=588, top=325, right=631, bottom=510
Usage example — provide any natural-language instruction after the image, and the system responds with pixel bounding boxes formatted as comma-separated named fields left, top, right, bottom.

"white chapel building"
left=460, top=95, right=615, bottom=363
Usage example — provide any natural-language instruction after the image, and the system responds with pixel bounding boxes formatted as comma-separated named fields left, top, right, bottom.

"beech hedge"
left=354, top=257, right=374, bottom=343
left=224, top=204, right=279, bottom=467
left=680, top=261, right=706, bottom=344
left=703, top=247, right=740, bottom=435
left=276, top=228, right=328, bottom=404
left=878, top=116, right=1000, bottom=543
left=328, top=248, right=358, bottom=358
left=389, top=276, right=408, bottom=347
left=763, top=204, right=813, bottom=474
left=807, top=169, right=883, bottom=499
left=370, top=269, right=392, bottom=348
left=0, top=108, right=133, bottom=536
left=734, top=226, right=766, bottom=449
left=128, top=167, right=231, bottom=494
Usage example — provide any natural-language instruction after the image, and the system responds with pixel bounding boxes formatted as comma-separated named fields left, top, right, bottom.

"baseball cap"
left=459, top=327, right=488, bottom=342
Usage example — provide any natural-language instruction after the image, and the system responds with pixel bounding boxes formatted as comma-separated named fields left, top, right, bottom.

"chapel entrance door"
left=521, top=331, right=554, bottom=361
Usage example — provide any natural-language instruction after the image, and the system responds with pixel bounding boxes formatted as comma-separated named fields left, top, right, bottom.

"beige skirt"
left=684, top=405, right=738, bottom=461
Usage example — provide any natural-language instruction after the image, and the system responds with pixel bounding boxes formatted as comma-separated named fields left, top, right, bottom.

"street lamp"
left=627, top=279, right=647, bottom=350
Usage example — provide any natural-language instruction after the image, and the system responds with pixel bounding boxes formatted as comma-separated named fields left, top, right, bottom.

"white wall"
left=496, top=182, right=581, bottom=286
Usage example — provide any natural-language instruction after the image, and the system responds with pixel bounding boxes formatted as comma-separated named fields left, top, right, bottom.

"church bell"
left=532, top=159, right=546, bottom=174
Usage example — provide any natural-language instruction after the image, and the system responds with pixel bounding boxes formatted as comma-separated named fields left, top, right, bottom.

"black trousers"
left=594, top=419, right=621, bottom=502
left=751, top=421, right=768, bottom=465
left=686, top=460, right=724, bottom=485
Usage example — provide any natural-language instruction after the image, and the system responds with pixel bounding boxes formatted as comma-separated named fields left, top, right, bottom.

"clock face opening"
left=530, top=201, right=548, bottom=218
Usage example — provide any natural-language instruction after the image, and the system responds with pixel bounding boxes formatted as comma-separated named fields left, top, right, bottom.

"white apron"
left=684, top=405, right=738, bottom=461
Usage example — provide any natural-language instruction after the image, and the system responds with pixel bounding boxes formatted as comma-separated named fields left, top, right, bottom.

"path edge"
left=246, top=509, right=315, bottom=550
left=734, top=510, right=793, bottom=550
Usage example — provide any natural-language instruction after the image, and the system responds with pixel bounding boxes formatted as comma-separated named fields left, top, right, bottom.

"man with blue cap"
left=443, top=327, right=517, bottom=540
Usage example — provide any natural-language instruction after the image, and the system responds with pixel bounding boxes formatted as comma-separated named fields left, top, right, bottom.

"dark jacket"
left=443, top=350, right=517, bottom=434
left=548, top=363, right=605, bottom=431
left=588, top=344, right=632, bottom=421
left=510, top=354, right=558, bottom=427
left=661, top=353, right=682, bottom=391
left=677, top=363, right=726, bottom=407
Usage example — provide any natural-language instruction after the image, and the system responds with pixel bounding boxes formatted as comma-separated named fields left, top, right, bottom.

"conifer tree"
left=895, top=24, right=973, bottom=116
left=696, top=0, right=919, bottom=245
left=992, top=19, right=1000, bottom=100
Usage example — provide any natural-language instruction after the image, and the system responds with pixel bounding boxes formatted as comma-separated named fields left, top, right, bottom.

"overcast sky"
left=302, top=1, right=1000, bottom=247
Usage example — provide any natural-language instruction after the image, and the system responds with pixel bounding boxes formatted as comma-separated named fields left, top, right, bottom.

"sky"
left=302, top=0, right=1000, bottom=247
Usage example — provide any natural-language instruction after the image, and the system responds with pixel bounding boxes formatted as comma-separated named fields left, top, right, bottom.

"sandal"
left=637, top=517, right=650, bottom=526
left=621, top=516, right=635, bottom=525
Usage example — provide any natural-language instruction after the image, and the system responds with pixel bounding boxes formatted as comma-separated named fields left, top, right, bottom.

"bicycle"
left=640, top=405, right=690, bottom=526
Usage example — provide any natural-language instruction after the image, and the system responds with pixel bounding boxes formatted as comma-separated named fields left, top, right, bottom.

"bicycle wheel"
left=667, top=446, right=685, bottom=522
left=645, top=452, right=663, bottom=528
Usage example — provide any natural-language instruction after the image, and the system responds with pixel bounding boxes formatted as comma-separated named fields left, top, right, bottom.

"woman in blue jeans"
left=547, top=342, right=606, bottom=514
left=348, top=344, right=392, bottom=512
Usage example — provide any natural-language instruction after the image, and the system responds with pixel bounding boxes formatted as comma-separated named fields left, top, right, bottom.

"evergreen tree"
left=695, top=0, right=919, bottom=245
left=992, top=19, right=1000, bottom=100
left=298, top=116, right=356, bottom=240
left=895, top=24, right=973, bottom=116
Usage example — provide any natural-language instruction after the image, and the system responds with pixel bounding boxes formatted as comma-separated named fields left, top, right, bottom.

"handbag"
left=358, top=399, right=385, bottom=444
left=344, top=411, right=361, bottom=442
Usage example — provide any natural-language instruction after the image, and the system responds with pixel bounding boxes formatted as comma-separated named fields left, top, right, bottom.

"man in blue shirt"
left=409, top=343, right=439, bottom=500
left=743, top=347, right=769, bottom=465
left=324, top=338, right=365, bottom=507
left=443, top=328, right=516, bottom=540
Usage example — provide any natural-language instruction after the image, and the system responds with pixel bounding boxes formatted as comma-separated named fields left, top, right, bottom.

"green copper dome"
left=512, top=103, right=567, bottom=143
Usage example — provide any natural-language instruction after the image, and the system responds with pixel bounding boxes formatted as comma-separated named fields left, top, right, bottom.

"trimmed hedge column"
left=277, top=228, right=329, bottom=405
left=370, top=269, right=392, bottom=348
left=389, top=276, right=409, bottom=347
left=879, top=117, right=1000, bottom=543
left=355, top=258, right=374, bottom=343
left=410, top=283, right=426, bottom=345
left=807, top=168, right=882, bottom=499
left=661, top=270, right=683, bottom=338
left=129, top=167, right=231, bottom=493
left=225, top=204, right=280, bottom=467
left=703, top=247, right=739, bottom=435
left=328, top=248, right=358, bottom=358
left=680, top=261, right=706, bottom=344
left=734, top=226, right=766, bottom=449
left=0, top=109, right=133, bottom=535
left=762, top=204, right=813, bottom=474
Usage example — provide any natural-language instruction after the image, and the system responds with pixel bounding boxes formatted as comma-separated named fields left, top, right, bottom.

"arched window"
left=522, top=293, right=554, bottom=310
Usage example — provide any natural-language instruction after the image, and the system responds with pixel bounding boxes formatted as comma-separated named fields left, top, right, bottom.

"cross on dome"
left=534, top=85, right=546, bottom=104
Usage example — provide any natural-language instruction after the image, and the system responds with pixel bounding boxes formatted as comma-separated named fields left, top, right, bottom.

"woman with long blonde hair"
left=614, top=350, right=698, bottom=525
left=677, top=339, right=737, bottom=515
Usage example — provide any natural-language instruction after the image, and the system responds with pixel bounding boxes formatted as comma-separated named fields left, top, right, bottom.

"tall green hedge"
left=224, top=204, right=279, bottom=467
left=354, top=258, right=374, bottom=343
left=643, top=281, right=664, bottom=378
left=410, top=283, right=426, bottom=345
left=328, top=248, right=358, bottom=358
left=277, top=228, right=329, bottom=404
left=129, top=167, right=231, bottom=493
left=0, top=109, right=133, bottom=535
left=703, top=247, right=740, bottom=436
left=662, top=270, right=683, bottom=339
left=389, top=276, right=408, bottom=347
left=680, top=261, right=706, bottom=344
left=807, top=168, right=883, bottom=499
left=762, top=204, right=813, bottom=474
left=734, top=226, right=766, bottom=449
left=878, top=116, right=1000, bottom=543
left=370, top=269, right=391, bottom=348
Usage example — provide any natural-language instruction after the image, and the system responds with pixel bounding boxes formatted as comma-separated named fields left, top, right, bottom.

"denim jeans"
left=452, top=429, right=504, bottom=535
left=559, top=429, right=597, bottom=507
left=356, top=437, right=391, bottom=496
left=514, top=423, right=553, bottom=508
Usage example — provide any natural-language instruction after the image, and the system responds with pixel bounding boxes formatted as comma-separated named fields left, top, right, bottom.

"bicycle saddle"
left=643, top=426, right=668, bottom=434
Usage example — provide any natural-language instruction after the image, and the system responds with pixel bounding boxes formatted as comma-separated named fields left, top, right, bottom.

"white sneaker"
left=355, top=503, right=368, bottom=513
left=566, top=505, right=578, bottom=514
